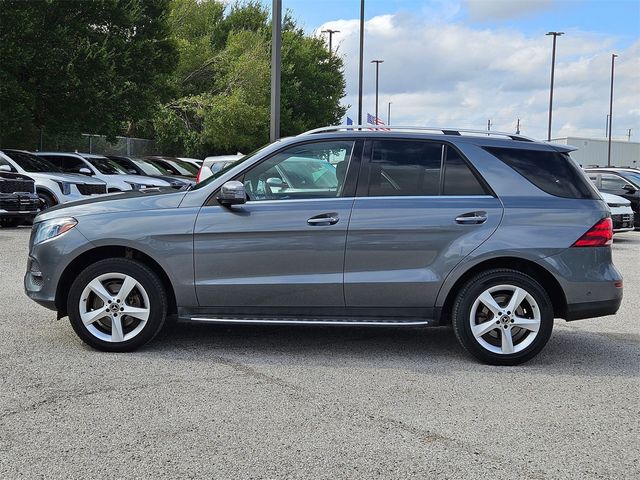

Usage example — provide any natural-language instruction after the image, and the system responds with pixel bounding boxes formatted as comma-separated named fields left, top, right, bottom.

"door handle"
left=455, top=211, right=487, bottom=224
left=308, top=213, right=339, bottom=226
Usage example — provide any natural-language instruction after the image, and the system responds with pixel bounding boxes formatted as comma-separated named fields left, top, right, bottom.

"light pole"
left=546, top=31, right=564, bottom=141
left=321, top=29, right=340, bottom=54
left=387, top=101, right=392, bottom=125
left=607, top=53, right=618, bottom=167
left=371, top=59, right=384, bottom=122
left=270, top=0, right=282, bottom=142
left=357, top=0, right=365, bottom=125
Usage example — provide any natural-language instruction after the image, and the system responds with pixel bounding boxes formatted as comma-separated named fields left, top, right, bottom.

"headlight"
left=125, top=181, right=143, bottom=191
left=56, top=181, right=72, bottom=195
left=32, top=217, right=77, bottom=245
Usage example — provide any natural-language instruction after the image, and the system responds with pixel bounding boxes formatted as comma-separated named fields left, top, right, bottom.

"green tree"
left=0, top=0, right=177, bottom=148
left=154, top=0, right=346, bottom=157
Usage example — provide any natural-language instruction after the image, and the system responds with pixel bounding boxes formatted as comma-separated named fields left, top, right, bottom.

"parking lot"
left=0, top=227, right=638, bottom=479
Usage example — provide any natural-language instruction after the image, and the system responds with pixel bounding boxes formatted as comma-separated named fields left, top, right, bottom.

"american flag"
left=367, top=113, right=390, bottom=130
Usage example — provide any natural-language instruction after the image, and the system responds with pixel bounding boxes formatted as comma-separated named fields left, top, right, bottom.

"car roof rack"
left=298, top=125, right=536, bottom=142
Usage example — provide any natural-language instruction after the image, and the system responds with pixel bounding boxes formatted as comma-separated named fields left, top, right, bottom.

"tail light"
left=572, top=218, right=613, bottom=247
left=196, top=166, right=202, bottom=183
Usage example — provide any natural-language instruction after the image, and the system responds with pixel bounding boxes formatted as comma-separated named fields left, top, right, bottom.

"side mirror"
left=623, top=184, right=638, bottom=193
left=266, top=177, right=287, bottom=189
left=0, top=165, right=11, bottom=172
left=217, top=180, right=246, bottom=206
left=79, top=167, right=92, bottom=175
left=128, top=169, right=137, bottom=175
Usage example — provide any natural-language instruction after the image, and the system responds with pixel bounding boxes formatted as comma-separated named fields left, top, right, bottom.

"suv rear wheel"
left=452, top=269, right=554, bottom=365
left=67, top=258, right=167, bottom=352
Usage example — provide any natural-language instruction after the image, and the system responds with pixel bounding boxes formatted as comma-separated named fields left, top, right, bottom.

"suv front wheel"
left=67, top=258, right=168, bottom=352
left=452, top=269, right=554, bottom=365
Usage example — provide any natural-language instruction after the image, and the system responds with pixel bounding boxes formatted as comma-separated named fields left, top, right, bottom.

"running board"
left=186, top=317, right=429, bottom=327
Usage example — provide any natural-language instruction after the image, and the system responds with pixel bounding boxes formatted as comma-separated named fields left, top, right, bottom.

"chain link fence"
left=22, top=132, right=159, bottom=157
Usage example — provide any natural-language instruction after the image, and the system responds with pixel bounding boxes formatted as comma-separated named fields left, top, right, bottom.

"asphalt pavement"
left=0, top=227, right=638, bottom=479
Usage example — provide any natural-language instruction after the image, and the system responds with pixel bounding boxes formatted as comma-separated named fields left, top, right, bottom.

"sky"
left=273, top=0, right=640, bottom=141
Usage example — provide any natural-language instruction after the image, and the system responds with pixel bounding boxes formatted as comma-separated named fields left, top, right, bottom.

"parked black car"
left=0, top=168, right=40, bottom=227
left=585, top=168, right=640, bottom=229
left=106, top=155, right=194, bottom=189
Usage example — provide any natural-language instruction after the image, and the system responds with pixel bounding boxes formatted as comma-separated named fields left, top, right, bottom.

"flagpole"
left=357, top=0, right=365, bottom=125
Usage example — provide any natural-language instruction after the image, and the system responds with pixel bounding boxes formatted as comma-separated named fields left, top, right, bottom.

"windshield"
left=190, top=147, right=266, bottom=191
left=5, top=150, right=61, bottom=172
left=128, top=158, right=165, bottom=176
left=86, top=157, right=128, bottom=174
left=142, top=159, right=175, bottom=176
left=620, top=171, right=640, bottom=187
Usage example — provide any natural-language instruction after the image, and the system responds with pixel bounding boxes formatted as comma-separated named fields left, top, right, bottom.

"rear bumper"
left=565, top=297, right=622, bottom=321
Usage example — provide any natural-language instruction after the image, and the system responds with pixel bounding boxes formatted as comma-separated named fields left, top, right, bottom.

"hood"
left=28, top=172, right=106, bottom=185
left=0, top=171, right=35, bottom=182
left=36, top=188, right=187, bottom=222
left=600, top=192, right=631, bottom=207
left=157, top=175, right=195, bottom=186
left=108, top=174, right=171, bottom=187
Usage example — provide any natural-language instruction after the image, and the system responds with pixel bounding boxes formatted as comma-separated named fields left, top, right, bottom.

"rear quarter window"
left=484, top=147, right=599, bottom=199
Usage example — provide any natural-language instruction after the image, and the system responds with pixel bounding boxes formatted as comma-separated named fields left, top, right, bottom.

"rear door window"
left=368, top=140, right=442, bottom=196
left=41, top=155, right=88, bottom=174
left=365, top=140, right=489, bottom=197
left=484, top=147, right=599, bottom=199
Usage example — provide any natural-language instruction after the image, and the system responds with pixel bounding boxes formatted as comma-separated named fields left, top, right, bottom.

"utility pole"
left=606, top=114, right=610, bottom=138
left=546, top=31, right=564, bottom=141
left=387, top=102, right=392, bottom=125
left=357, top=0, right=365, bottom=125
left=371, top=60, right=384, bottom=123
left=487, top=119, right=492, bottom=133
left=607, top=53, right=618, bottom=167
left=628, top=129, right=632, bottom=141
left=516, top=118, right=521, bottom=135
left=269, top=0, right=282, bottom=143
left=321, top=29, right=340, bottom=54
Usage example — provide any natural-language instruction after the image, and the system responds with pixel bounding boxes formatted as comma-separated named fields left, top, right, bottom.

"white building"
left=551, top=137, right=639, bottom=168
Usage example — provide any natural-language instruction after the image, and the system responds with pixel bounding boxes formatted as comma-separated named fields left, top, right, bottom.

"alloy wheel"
left=469, top=284, right=541, bottom=355
left=79, top=272, right=150, bottom=343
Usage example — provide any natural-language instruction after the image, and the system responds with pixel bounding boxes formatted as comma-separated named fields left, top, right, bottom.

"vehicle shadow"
left=140, top=320, right=639, bottom=378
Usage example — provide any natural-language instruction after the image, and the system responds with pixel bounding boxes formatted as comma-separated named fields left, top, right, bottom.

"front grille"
left=77, top=183, right=107, bottom=195
left=0, top=179, right=35, bottom=194
left=0, top=195, right=40, bottom=212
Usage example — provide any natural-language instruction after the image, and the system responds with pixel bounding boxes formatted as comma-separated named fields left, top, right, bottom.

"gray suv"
left=24, top=127, right=623, bottom=365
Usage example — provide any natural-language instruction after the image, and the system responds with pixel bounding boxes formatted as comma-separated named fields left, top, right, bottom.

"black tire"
left=67, top=258, right=168, bottom=352
left=0, top=217, right=22, bottom=228
left=38, top=190, right=57, bottom=210
left=452, top=269, right=554, bottom=366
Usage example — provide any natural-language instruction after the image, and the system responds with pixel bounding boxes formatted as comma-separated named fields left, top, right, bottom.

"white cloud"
left=465, top=0, right=554, bottom=21
left=317, top=14, right=640, bottom=141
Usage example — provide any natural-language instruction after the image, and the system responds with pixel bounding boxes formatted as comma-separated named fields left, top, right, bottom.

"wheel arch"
left=55, top=245, right=177, bottom=319
left=35, top=186, right=59, bottom=204
left=438, top=257, right=567, bottom=325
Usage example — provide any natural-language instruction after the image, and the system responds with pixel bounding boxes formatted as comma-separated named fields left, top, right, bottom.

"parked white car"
left=601, top=192, right=634, bottom=233
left=0, top=149, right=108, bottom=209
left=197, top=154, right=244, bottom=183
left=35, top=152, right=171, bottom=192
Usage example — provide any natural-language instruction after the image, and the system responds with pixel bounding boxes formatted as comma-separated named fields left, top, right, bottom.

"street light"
left=608, top=53, right=618, bottom=167
left=270, top=0, right=282, bottom=142
left=371, top=59, right=384, bottom=123
left=357, top=0, right=365, bottom=125
left=387, top=101, right=392, bottom=125
left=546, top=31, right=564, bottom=141
left=321, top=29, right=340, bottom=54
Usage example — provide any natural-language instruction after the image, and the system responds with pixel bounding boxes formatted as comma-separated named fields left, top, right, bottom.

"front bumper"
left=0, top=193, right=40, bottom=218
left=24, top=226, right=93, bottom=312
left=611, top=212, right=634, bottom=233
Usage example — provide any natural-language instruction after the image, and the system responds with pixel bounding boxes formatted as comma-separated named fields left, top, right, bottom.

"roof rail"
left=298, top=125, right=536, bottom=142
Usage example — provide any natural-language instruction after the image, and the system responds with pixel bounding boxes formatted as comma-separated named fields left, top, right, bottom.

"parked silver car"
left=35, top=152, right=170, bottom=192
left=24, top=126, right=623, bottom=365
left=0, top=149, right=107, bottom=209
